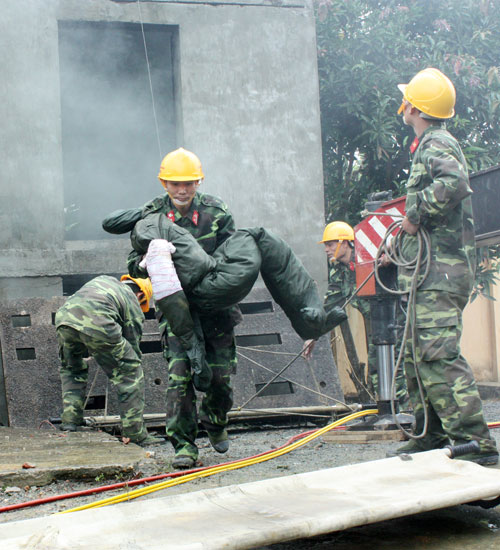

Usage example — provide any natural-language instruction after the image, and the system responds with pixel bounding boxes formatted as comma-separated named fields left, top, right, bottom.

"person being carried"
left=103, top=149, right=348, bottom=468
left=55, top=274, right=162, bottom=447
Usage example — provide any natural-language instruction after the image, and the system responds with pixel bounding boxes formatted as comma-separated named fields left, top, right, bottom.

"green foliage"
left=315, top=0, right=500, bottom=294
left=471, top=246, right=500, bottom=302
left=315, top=0, right=500, bottom=219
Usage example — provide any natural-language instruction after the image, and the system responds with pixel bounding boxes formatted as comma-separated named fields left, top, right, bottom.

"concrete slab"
left=0, top=427, right=149, bottom=487
left=2, top=449, right=500, bottom=550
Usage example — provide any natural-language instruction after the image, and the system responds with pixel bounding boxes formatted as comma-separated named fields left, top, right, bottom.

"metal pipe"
left=76, top=404, right=357, bottom=427
left=376, top=344, right=395, bottom=401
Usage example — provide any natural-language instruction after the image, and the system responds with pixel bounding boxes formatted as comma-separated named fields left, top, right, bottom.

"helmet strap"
left=332, top=241, right=343, bottom=261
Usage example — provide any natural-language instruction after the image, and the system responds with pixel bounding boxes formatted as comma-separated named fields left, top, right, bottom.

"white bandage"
left=140, top=239, right=182, bottom=300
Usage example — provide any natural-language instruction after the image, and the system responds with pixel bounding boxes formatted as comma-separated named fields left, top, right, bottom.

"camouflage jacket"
left=399, top=126, right=476, bottom=296
left=141, top=192, right=235, bottom=254
left=55, top=275, right=144, bottom=352
left=324, top=251, right=370, bottom=318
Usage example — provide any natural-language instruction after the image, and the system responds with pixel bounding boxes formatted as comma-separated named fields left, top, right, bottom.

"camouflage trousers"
left=164, top=327, right=236, bottom=460
left=404, top=290, right=496, bottom=453
left=56, top=325, right=147, bottom=441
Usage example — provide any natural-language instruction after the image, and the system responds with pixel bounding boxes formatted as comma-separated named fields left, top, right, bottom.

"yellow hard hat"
left=158, top=147, right=204, bottom=186
left=397, top=68, right=456, bottom=119
left=121, top=275, right=153, bottom=313
left=319, top=221, right=354, bottom=243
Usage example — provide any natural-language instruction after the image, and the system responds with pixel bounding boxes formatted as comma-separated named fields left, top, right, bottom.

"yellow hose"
left=59, top=409, right=377, bottom=514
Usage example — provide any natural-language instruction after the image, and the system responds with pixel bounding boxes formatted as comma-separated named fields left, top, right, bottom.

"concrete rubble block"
left=0, top=427, right=149, bottom=487
left=0, top=297, right=168, bottom=428
left=0, top=288, right=344, bottom=429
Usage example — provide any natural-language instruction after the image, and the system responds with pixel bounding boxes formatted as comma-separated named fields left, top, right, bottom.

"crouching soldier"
left=55, top=274, right=163, bottom=447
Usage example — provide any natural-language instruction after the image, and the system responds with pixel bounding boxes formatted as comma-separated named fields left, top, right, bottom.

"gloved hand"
left=139, top=239, right=182, bottom=300
left=183, top=334, right=212, bottom=392
left=324, top=306, right=348, bottom=331
left=301, top=339, right=316, bottom=360
left=155, top=293, right=211, bottom=391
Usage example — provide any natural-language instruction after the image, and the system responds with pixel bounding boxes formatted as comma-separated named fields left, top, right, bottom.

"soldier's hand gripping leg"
left=143, top=239, right=211, bottom=391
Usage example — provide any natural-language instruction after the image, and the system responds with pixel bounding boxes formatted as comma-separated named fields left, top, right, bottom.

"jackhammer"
left=350, top=191, right=414, bottom=430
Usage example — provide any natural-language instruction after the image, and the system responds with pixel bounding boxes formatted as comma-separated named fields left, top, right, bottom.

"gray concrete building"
left=0, top=0, right=341, bottom=427
left=0, top=0, right=327, bottom=299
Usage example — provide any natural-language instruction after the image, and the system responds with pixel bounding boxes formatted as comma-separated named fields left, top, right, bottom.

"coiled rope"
left=372, top=216, right=432, bottom=439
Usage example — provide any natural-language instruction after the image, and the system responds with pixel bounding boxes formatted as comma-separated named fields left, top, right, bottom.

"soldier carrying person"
left=104, top=148, right=241, bottom=469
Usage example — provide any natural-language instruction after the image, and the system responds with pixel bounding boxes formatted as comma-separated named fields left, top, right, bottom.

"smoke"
left=58, top=20, right=177, bottom=240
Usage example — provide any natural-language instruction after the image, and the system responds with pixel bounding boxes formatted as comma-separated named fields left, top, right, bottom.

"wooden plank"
left=322, top=430, right=405, bottom=444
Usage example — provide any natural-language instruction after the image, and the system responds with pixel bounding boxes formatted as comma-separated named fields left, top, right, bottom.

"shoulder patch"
left=142, top=194, right=167, bottom=215
left=200, top=193, right=228, bottom=211
left=426, top=127, right=454, bottom=146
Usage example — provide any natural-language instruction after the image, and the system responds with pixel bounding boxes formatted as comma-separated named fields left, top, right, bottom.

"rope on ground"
left=236, top=347, right=354, bottom=411
left=236, top=349, right=350, bottom=410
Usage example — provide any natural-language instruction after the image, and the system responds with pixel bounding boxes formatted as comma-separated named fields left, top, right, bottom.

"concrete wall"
left=0, top=0, right=327, bottom=299
left=462, top=283, right=500, bottom=384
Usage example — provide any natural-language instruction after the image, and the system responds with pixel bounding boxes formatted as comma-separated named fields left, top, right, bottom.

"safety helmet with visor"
left=319, top=221, right=354, bottom=263
left=121, top=275, right=153, bottom=313
left=397, top=67, right=456, bottom=120
left=158, top=147, right=204, bottom=188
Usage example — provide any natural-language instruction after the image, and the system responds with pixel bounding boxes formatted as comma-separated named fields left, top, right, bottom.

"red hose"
left=0, top=428, right=324, bottom=514
left=1, top=421, right=496, bottom=515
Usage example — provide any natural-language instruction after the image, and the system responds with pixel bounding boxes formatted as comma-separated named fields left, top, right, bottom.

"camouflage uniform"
left=55, top=275, right=148, bottom=442
left=325, top=251, right=408, bottom=405
left=141, top=192, right=238, bottom=460
left=399, top=125, right=497, bottom=454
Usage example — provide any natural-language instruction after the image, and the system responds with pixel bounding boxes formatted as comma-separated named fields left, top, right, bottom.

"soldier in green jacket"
left=389, top=68, right=498, bottom=464
left=303, top=221, right=408, bottom=407
left=105, top=148, right=240, bottom=469
left=55, top=275, right=162, bottom=446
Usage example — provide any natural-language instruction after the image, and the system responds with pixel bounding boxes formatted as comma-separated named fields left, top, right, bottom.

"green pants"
left=404, top=290, right=496, bottom=453
left=164, top=326, right=236, bottom=460
left=57, top=325, right=147, bottom=441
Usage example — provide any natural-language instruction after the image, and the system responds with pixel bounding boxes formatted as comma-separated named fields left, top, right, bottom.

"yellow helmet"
left=158, top=147, right=204, bottom=186
left=121, top=275, right=153, bottom=313
left=319, top=221, right=354, bottom=243
left=397, top=67, right=456, bottom=119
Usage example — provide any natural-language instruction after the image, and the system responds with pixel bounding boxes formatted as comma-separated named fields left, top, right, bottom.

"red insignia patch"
left=192, top=210, right=199, bottom=226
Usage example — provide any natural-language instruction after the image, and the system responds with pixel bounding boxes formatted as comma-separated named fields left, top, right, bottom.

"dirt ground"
left=2, top=400, right=500, bottom=549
